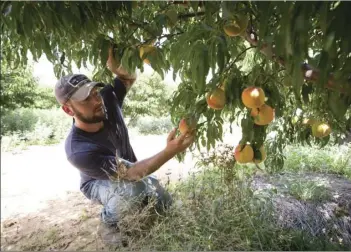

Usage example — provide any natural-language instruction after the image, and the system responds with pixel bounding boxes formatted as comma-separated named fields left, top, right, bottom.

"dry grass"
left=109, top=143, right=351, bottom=251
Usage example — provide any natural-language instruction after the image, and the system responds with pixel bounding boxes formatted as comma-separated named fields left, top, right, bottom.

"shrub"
left=1, top=108, right=39, bottom=134
left=1, top=108, right=72, bottom=151
left=133, top=116, right=174, bottom=135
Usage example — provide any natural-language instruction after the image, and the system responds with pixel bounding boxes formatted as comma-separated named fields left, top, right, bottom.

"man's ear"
left=62, top=104, right=74, bottom=116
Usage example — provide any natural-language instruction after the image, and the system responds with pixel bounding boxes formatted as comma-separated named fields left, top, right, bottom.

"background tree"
left=1, top=1, right=350, bottom=169
left=123, top=73, right=175, bottom=125
left=0, top=52, right=58, bottom=111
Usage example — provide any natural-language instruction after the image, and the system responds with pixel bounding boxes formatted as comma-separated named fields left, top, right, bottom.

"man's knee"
left=102, top=190, right=143, bottom=223
left=110, top=176, right=173, bottom=209
left=156, top=185, right=173, bottom=211
left=101, top=193, right=120, bottom=225
left=145, top=177, right=173, bottom=211
left=109, top=179, right=147, bottom=198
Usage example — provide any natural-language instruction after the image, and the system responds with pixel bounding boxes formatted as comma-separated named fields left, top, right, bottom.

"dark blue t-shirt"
left=65, top=78, right=137, bottom=199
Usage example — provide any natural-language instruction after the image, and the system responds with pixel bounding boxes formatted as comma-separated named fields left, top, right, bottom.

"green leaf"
left=190, top=1, right=200, bottom=13
left=41, top=34, right=53, bottom=62
left=100, top=39, right=110, bottom=67
left=208, top=37, right=217, bottom=73
left=220, top=1, right=231, bottom=20
left=318, top=2, right=329, bottom=35
left=22, top=4, right=33, bottom=38
left=201, top=136, right=206, bottom=147
left=317, top=51, right=329, bottom=88
left=328, top=92, right=348, bottom=121
left=301, top=83, right=312, bottom=104
left=92, top=35, right=104, bottom=66
left=319, top=134, right=330, bottom=148
left=323, top=32, right=335, bottom=52
left=257, top=2, right=273, bottom=41
left=165, top=10, right=178, bottom=27
left=240, top=116, right=254, bottom=143
left=303, top=128, right=312, bottom=147
left=217, top=36, right=225, bottom=74
left=291, top=63, right=303, bottom=106
left=253, top=124, right=266, bottom=147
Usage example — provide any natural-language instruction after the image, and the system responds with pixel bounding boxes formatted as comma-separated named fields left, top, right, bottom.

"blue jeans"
left=84, top=175, right=172, bottom=225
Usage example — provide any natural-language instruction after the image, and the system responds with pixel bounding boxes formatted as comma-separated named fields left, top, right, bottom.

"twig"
left=178, top=11, right=205, bottom=20
left=196, top=120, right=209, bottom=127
left=143, top=32, right=184, bottom=45
left=159, top=32, right=184, bottom=40
left=224, top=46, right=256, bottom=74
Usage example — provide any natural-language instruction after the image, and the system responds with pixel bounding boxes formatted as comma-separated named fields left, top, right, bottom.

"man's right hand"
left=165, top=128, right=195, bottom=156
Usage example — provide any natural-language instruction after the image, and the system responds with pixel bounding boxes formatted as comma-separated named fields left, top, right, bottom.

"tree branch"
left=233, top=46, right=255, bottom=65
left=241, top=30, right=351, bottom=95
left=178, top=11, right=205, bottom=20
left=142, top=32, right=184, bottom=46
left=159, top=32, right=184, bottom=40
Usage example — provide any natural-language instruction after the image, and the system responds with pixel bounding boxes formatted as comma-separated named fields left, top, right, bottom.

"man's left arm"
left=106, top=46, right=137, bottom=92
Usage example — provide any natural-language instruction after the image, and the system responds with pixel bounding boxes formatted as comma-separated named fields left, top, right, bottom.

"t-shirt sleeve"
left=68, top=151, right=134, bottom=181
left=112, top=77, right=127, bottom=107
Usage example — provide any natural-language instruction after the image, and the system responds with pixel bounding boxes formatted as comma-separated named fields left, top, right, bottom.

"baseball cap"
left=54, top=74, right=105, bottom=104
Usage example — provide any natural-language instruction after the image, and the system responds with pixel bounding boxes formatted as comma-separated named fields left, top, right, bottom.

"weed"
left=288, top=180, right=331, bottom=202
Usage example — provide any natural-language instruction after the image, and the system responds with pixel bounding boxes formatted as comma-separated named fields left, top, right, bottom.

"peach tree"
left=2, top=1, right=351, bottom=170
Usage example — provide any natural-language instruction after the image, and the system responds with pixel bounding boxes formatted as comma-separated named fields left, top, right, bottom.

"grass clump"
left=288, top=180, right=331, bottom=202
left=118, top=169, right=282, bottom=250
left=114, top=142, right=350, bottom=251
left=116, top=167, right=349, bottom=251
left=282, top=144, right=351, bottom=179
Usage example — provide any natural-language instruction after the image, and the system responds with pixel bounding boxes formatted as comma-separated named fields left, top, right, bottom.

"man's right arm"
left=125, top=128, right=194, bottom=181
left=69, top=128, right=195, bottom=182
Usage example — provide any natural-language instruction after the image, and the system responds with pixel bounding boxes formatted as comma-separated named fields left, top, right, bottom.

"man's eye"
left=93, top=92, right=101, bottom=98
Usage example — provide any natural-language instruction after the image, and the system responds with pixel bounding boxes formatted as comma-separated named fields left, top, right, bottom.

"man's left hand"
left=106, top=47, right=136, bottom=80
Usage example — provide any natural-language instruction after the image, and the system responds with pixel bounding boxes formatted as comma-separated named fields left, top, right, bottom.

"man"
left=54, top=48, right=195, bottom=245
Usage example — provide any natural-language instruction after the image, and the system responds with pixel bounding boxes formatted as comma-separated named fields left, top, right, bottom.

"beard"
left=72, top=105, right=106, bottom=124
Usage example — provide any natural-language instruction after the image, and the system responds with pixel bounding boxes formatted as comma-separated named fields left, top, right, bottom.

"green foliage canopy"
left=2, top=1, right=351, bottom=168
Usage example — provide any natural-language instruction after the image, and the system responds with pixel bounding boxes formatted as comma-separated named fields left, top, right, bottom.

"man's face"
left=63, top=87, right=106, bottom=124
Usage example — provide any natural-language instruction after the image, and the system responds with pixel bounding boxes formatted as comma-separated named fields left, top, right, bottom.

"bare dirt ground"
left=1, top=130, right=242, bottom=251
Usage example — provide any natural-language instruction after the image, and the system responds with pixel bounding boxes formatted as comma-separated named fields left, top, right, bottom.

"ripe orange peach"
left=139, top=45, right=156, bottom=65
left=206, top=87, right=226, bottom=110
left=312, top=122, right=331, bottom=138
left=178, top=118, right=196, bottom=135
left=234, top=144, right=254, bottom=163
left=241, top=86, right=265, bottom=109
left=252, top=104, right=274, bottom=126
